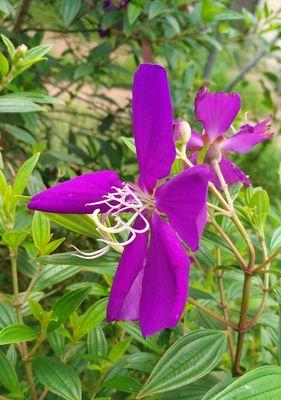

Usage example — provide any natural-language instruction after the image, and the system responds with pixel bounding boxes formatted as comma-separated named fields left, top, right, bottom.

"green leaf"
left=127, top=3, right=141, bottom=25
left=77, top=298, right=107, bottom=340
left=250, top=188, right=270, bottom=229
left=87, top=326, right=108, bottom=357
left=48, top=287, right=92, bottom=331
left=32, top=211, right=51, bottom=254
left=2, top=230, right=29, bottom=249
left=137, top=330, right=227, bottom=398
left=13, top=153, right=40, bottom=195
left=47, top=331, right=65, bottom=358
left=206, top=365, right=281, bottom=399
left=24, top=44, right=52, bottom=62
left=0, top=302, right=16, bottom=329
left=108, top=337, right=131, bottom=363
left=271, top=227, right=281, bottom=251
left=43, top=213, right=98, bottom=238
left=33, top=356, right=81, bottom=400
left=0, top=97, right=44, bottom=113
left=0, top=0, right=15, bottom=16
left=1, top=34, right=15, bottom=59
left=60, top=0, right=81, bottom=27
left=0, top=51, right=9, bottom=76
left=148, top=0, right=166, bottom=19
left=0, top=350, right=21, bottom=394
left=34, top=264, right=83, bottom=290
left=121, top=137, right=136, bottom=153
left=213, top=10, right=244, bottom=21
left=2, top=123, right=35, bottom=145
left=0, top=324, right=38, bottom=345
left=28, top=298, right=43, bottom=321
left=118, top=322, right=160, bottom=352
left=104, top=376, right=142, bottom=394
left=42, top=238, right=65, bottom=255
left=2, top=92, right=64, bottom=105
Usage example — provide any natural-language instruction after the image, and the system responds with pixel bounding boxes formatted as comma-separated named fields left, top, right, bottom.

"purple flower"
left=28, top=64, right=209, bottom=337
left=187, top=87, right=272, bottom=189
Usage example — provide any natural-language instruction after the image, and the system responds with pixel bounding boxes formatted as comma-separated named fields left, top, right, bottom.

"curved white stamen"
left=98, top=230, right=136, bottom=247
left=71, top=244, right=110, bottom=259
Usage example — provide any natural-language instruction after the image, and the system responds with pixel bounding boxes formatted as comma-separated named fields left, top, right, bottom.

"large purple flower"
left=28, top=64, right=209, bottom=337
left=187, top=87, right=272, bottom=189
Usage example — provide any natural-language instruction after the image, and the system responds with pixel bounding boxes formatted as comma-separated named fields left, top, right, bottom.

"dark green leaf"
left=0, top=324, right=38, bottom=345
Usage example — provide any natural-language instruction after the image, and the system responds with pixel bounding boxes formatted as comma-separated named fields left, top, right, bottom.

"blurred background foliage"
left=0, top=1, right=281, bottom=399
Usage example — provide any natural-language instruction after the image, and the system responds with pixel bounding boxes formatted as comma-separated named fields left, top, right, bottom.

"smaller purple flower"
left=186, top=87, right=272, bottom=189
left=28, top=64, right=210, bottom=337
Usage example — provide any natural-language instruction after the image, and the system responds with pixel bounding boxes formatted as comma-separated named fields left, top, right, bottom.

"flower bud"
left=14, top=44, right=28, bottom=63
left=173, top=120, right=191, bottom=144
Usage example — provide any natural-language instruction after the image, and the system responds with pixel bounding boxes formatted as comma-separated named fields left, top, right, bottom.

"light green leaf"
left=0, top=302, right=16, bottom=329
left=207, top=365, right=281, bottom=399
left=60, top=0, right=81, bottom=27
left=0, top=0, right=15, bottom=16
left=148, top=0, right=166, bottom=19
left=2, top=123, right=36, bottom=145
left=43, top=213, right=98, bottom=238
left=34, top=264, right=83, bottom=290
left=48, top=287, right=92, bottom=331
left=271, top=227, right=281, bottom=251
left=0, top=51, right=9, bottom=76
left=0, top=324, right=38, bottom=345
left=121, top=136, right=136, bottom=153
left=0, top=350, right=21, bottom=394
left=32, top=211, right=51, bottom=254
left=13, top=153, right=40, bottom=195
left=1, top=34, right=15, bottom=59
left=118, top=322, right=160, bottom=352
left=33, top=356, right=81, bottom=400
left=108, top=337, right=131, bottom=363
left=127, top=3, right=141, bottom=25
left=137, top=330, right=227, bottom=398
left=87, top=326, right=108, bottom=357
left=47, top=331, right=65, bottom=358
left=0, top=97, right=44, bottom=113
left=24, top=44, right=52, bottom=62
left=2, top=230, right=29, bottom=249
left=42, top=238, right=65, bottom=255
left=2, top=92, right=64, bottom=105
left=77, top=297, right=107, bottom=340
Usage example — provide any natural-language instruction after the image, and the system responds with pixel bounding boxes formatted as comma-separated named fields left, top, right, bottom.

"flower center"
left=72, top=183, right=154, bottom=259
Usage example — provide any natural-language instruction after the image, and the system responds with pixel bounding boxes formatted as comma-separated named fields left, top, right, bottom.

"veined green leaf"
left=127, top=3, right=141, bottom=25
left=77, top=298, right=107, bottom=340
left=2, top=123, right=36, bottom=145
left=0, top=97, right=44, bottom=113
left=206, top=365, right=281, bottom=399
left=24, top=44, right=53, bottom=62
left=148, top=0, right=166, bottom=19
left=137, top=330, right=227, bottom=398
left=87, top=326, right=108, bottom=358
left=0, top=324, right=38, bottom=345
left=0, top=350, right=21, bottom=394
left=1, top=34, right=15, bottom=59
left=118, top=322, right=160, bottom=352
left=13, top=153, right=40, bottom=195
left=0, top=51, right=9, bottom=76
left=43, top=212, right=98, bottom=238
left=33, top=356, right=81, bottom=400
left=60, top=0, right=81, bottom=27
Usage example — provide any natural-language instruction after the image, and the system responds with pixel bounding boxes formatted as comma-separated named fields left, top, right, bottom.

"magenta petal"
left=210, top=157, right=251, bottom=189
left=221, top=117, right=272, bottom=154
left=195, top=87, right=241, bottom=142
left=187, top=130, right=204, bottom=150
left=106, top=217, right=148, bottom=322
left=139, top=212, right=190, bottom=337
left=155, top=165, right=209, bottom=252
left=28, top=170, right=123, bottom=214
left=132, top=64, right=175, bottom=193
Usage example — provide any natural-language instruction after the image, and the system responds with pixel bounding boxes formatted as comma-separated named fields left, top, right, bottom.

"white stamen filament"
left=72, top=183, right=152, bottom=259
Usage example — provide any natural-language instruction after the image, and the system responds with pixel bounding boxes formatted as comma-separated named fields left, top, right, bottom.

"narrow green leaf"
left=32, top=211, right=51, bottom=254
left=0, top=51, right=9, bottom=76
left=87, top=326, right=108, bottom=357
left=148, top=0, right=166, bottom=19
left=42, top=237, right=65, bottom=255
left=44, top=212, right=98, bottom=238
left=13, top=153, right=40, bottom=195
left=127, top=3, right=141, bottom=25
left=48, top=287, right=92, bottom=331
left=60, top=0, right=81, bottom=27
left=24, top=44, right=52, bottom=62
left=0, top=97, right=44, bottom=113
left=0, top=324, right=38, bottom=345
left=138, top=330, right=227, bottom=398
left=2, top=230, right=29, bottom=249
left=33, top=356, right=81, bottom=400
left=2, top=123, right=35, bottom=145
left=1, top=34, right=15, bottom=59
left=0, top=0, right=15, bottom=16
left=121, top=136, right=136, bottom=153
left=271, top=227, right=281, bottom=251
left=108, top=337, right=131, bottom=363
left=104, top=376, right=142, bottom=394
left=0, top=350, right=20, bottom=394
left=207, top=365, right=281, bottom=399
left=77, top=298, right=107, bottom=340
left=34, top=264, right=83, bottom=290
left=47, top=331, right=65, bottom=358
left=118, top=322, right=160, bottom=352
left=2, top=91, right=64, bottom=105
left=0, top=302, right=16, bottom=329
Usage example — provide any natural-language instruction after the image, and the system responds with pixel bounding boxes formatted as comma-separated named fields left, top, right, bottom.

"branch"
left=13, top=0, right=32, bottom=34
left=253, top=245, right=281, bottom=274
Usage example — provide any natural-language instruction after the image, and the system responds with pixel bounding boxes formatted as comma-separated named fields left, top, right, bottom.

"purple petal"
left=221, top=117, right=272, bottom=154
left=195, top=87, right=241, bottom=142
left=133, top=64, right=175, bottom=193
left=155, top=165, right=209, bottom=252
left=210, top=157, right=251, bottom=189
left=28, top=170, right=123, bottom=214
left=106, top=217, right=148, bottom=322
left=139, top=212, right=190, bottom=337
left=187, top=130, right=204, bottom=150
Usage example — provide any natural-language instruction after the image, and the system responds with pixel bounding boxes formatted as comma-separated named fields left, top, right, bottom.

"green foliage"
left=0, top=2, right=280, bottom=399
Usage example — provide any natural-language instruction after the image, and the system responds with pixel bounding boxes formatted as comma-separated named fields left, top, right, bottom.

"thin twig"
left=253, top=245, right=281, bottom=274
left=13, top=0, right=32, bottom=34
